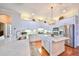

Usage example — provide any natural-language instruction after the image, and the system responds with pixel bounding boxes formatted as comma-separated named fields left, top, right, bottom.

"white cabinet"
left=0, top=36, right=5, bottom=45
left=42, top=39, right=50, bottom=52
left=40, top=35, right=50, bottom=53
left=50, top=40, right=65, bottom=56
left=40, top=35, right=68, bottom=56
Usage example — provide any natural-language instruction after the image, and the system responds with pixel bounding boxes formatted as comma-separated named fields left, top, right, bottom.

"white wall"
left=51, top=16, right=75, bottom=28
left=0, top=7, right=21, bottom=41
left=19, top=20, right=52, bottom=30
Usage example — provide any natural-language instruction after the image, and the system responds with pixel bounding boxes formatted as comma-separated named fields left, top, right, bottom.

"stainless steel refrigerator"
left=65, top=24, right=75, bottom=48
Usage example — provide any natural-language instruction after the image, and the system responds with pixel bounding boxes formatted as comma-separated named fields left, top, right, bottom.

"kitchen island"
left=39, top=35, right=69, bottom=56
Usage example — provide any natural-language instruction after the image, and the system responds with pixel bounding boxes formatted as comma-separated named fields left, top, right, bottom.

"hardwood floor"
left=59, top=46, right=79, bottom=56
left=30, top=40, right=49, bottom=56
left=31, top=41, right=79, bottom=56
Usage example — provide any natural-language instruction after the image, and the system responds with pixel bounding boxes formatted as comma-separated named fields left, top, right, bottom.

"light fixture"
left=32, top=19, right=35, bottom=21
left=62, top=9, right=66, bottom=13
left=59, top=16, right=64, bottom=20
left=21, top=12, right=30, bottom=20
left=48, top=6, right=55, bottom=25
left=31, top=13, right=36, bottom=21
left=38, top=16, right=43, bottom=20
left=44, top=21, right=46, bottom=23
left=50, top=6, right=53, bottom=19
left=32, top=13, right=35, bottom=16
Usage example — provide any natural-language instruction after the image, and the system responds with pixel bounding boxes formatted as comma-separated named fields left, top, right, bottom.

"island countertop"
left=38, top=34, right=69, bottom=42
left=50, top=37, right=70, bottom=42
left=38, top=34, right=69, bottom=56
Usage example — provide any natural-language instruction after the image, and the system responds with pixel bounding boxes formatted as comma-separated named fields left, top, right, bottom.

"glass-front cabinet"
left=52, top=26, right=65, bottom=37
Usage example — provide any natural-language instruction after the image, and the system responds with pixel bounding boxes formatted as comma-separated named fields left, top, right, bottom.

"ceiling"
left=0, top=3, right=79, bottom=21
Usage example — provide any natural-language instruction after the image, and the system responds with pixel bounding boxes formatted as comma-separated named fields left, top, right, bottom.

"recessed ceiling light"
left=32, top=13, right=35, bottom=16
left=62, top=9, right=66, bottom=13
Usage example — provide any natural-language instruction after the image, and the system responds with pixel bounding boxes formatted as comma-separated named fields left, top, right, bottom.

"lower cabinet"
left=42, top=38, right=50, bottom=53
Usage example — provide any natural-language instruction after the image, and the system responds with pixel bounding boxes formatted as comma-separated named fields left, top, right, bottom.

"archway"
left=0, top=14, right=12, bottom=40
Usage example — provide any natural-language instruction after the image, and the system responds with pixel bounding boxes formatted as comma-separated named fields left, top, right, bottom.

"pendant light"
left=32, top=13, right=35, bottom=21
left=48, top=6, right=55, bottom=25
left=51, top=6, right=53, bottom=20
left=49, top=4, right=55, bottom=25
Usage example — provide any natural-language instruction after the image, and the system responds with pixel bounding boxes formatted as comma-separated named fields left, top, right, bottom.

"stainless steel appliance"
left=65, top=24, right=75, bottom=48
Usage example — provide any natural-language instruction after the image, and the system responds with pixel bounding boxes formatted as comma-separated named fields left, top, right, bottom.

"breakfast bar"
left=39, top=35, right=69, bottom=56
